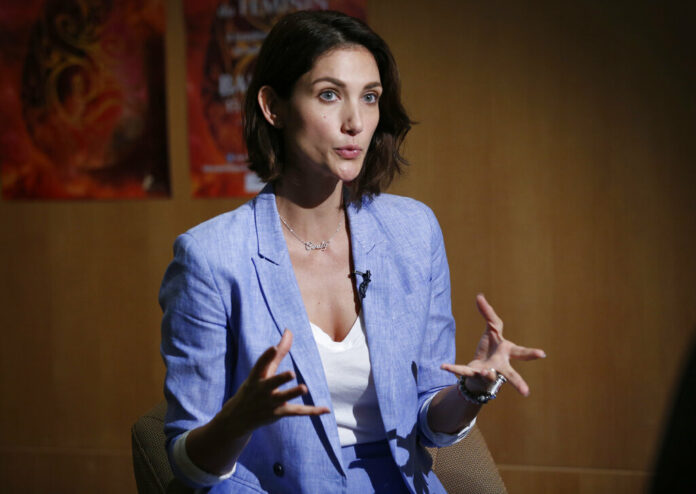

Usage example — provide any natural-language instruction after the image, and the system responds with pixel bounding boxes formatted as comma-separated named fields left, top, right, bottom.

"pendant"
left=304, top=241, right=329, bottom=251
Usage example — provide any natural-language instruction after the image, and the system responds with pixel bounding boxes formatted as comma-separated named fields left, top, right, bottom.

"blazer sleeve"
left=415, top=206, right=464, bottom=447
left=159, top=232, right=231, bottom=487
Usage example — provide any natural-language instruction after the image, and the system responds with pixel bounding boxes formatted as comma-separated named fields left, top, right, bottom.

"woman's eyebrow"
left=311, top=76, right=382, bottom=89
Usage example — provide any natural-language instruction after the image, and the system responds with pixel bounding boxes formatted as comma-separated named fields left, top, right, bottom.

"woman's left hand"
left=441, top=294, right=546, bottom=397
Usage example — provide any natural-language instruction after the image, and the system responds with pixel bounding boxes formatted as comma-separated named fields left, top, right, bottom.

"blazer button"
left=273, top=462, right=284, bottom=477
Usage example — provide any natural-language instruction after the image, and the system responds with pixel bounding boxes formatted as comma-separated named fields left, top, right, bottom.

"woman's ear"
left=257, top=85, right=285, bottom=128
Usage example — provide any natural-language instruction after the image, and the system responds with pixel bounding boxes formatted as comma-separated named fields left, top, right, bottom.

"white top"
left=310, top=312, right=386, bottom=446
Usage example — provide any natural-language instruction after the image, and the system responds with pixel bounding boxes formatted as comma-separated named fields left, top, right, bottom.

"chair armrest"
left=132, top=401, right=193, bottom=494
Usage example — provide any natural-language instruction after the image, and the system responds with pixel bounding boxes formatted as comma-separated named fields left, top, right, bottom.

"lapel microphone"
left=352, top=270, right=371, bottom=299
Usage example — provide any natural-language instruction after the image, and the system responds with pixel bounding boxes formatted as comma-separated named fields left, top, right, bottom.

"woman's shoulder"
left=360, top=193, right=442, bottom=248
left=179, top=198, right=257, bottom=253
left=365, top=192, right=439, bottom=229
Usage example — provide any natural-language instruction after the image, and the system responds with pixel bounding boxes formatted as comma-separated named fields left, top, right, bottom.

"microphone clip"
left=352, top=270, right=371, bottom=300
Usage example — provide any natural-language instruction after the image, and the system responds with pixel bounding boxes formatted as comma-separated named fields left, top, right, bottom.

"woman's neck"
left=274, top=176, right=345, bottom=241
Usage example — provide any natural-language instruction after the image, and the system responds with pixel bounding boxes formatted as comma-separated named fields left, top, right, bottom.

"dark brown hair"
left=243, top=10, right=412, bottom=204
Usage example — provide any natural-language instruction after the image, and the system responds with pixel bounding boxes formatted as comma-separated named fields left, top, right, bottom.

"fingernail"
left=541, top=352, right=547, bottom=358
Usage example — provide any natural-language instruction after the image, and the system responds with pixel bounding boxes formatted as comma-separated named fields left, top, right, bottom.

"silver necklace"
left=278, top=214, right=343, bottom=251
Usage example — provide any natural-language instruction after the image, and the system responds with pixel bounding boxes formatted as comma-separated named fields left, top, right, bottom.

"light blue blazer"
left=160, top=185, right=459, bottom=493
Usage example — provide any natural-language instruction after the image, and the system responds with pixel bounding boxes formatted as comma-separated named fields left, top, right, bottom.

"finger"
left=275, top=403, right=330, bottom=417
left=260, top=371, right=296, bottom=391
left=266, top=329, right=293, bottom=377
left=476, top=294, right=504, bottom=334
left=479, top=366, right=501, bottom=382
left=499, top=366, right=530, bottom=397
left=271, top=384, right=309, bottom=404
left=248, top=345, right=278, bottom=381
left=509, top=345, right=547, bottom=361
left=440, top=363, right=478, bottom=378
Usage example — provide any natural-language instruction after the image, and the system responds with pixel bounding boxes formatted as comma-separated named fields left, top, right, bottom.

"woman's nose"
left=341, top=102, right=363, bottom=136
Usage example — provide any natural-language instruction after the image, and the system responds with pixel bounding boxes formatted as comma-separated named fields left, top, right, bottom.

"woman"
left=160, top=10, right=545, bottom=493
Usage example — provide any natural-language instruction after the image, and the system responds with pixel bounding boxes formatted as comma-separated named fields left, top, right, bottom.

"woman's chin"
left=334, top=163, right=364, bottom=184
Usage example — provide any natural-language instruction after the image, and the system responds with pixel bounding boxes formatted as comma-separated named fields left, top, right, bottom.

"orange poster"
left=184, top=0, right=367, bottom=198
left=0, top=0, right=170, bottom=199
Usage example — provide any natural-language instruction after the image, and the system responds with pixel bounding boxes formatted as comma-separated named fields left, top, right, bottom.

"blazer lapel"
left=251, top=186, right=344, bottom=472
left=348, top=202, right=399, bottom=433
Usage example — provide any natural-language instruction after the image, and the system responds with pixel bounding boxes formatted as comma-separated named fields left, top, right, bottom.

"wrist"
left=187, top=410, right=251, bottom=476
left=212, top=402, right=253, bottom=442
left=463, top=375, right=488, bottom=393
left=458, top=372, right=507, bottom=405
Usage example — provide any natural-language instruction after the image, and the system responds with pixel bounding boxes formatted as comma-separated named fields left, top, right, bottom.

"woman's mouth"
left=334, top=146, right=362, bottom=159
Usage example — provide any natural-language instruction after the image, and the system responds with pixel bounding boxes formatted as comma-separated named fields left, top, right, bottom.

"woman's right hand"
left=185, top=329, right=328, bottom=475
left=218, top=328, right=330, bottom=433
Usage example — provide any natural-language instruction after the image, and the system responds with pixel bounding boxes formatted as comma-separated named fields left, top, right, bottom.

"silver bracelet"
left=457, top=371, right=507, bottom=405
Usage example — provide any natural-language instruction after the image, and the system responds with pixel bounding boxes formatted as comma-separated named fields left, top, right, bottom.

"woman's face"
left=280, top=45, right=382, bottom=184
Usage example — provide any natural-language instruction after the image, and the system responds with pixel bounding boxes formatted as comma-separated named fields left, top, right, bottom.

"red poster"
left=0, top=0, right=170, bottom=199
left=185, top=0, right=367, bottom=198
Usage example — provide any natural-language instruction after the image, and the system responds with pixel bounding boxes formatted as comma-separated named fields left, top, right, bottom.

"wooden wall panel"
left=0, top=450, right=133, bottom=494
left=0, top=1, right=693, bottom=492
left=498, top=466, right=648, bottom=494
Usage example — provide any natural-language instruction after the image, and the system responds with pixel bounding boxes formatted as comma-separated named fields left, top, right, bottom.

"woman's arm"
left=426, top=384, right=481, bottom=434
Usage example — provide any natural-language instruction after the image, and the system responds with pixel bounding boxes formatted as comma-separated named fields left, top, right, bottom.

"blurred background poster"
left=0, top=1, right=170, bottom=200
left=185, top=0, right=366, bottom=198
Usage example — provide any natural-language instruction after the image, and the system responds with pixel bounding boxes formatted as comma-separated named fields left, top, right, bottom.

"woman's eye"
left=363, top=92, right=379, bottom=104
left=319, top=90, right=337, bottom=102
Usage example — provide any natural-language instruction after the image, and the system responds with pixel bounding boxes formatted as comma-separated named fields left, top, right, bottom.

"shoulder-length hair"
left=243, top=10, right=412, bottom=204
